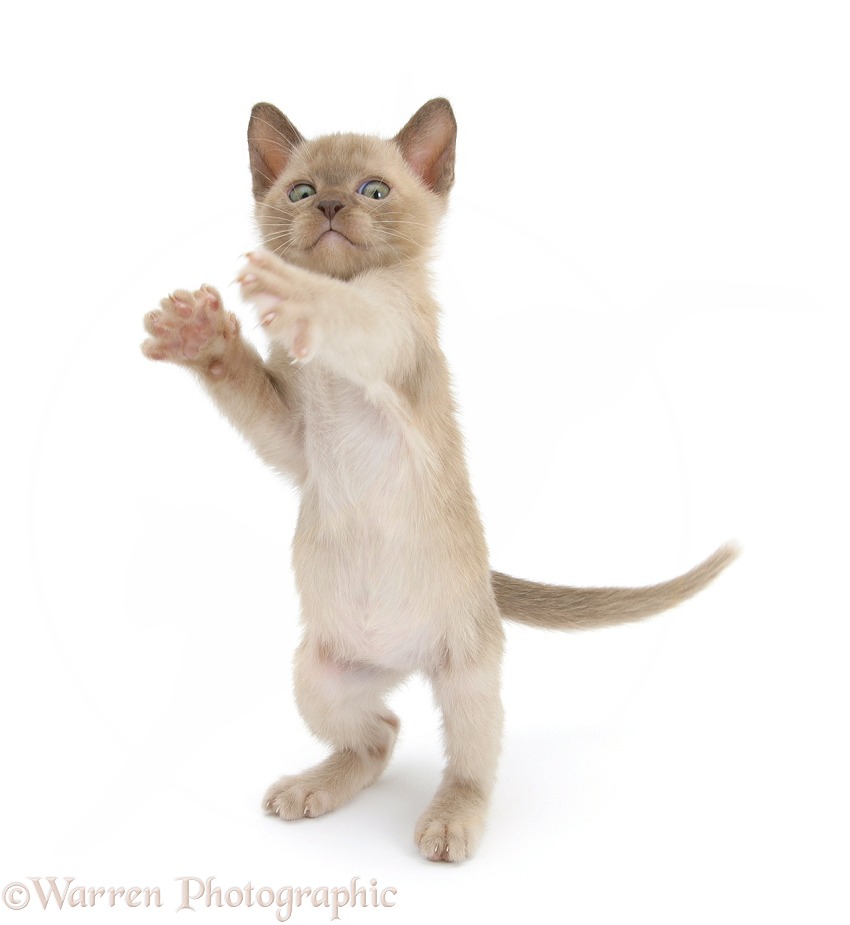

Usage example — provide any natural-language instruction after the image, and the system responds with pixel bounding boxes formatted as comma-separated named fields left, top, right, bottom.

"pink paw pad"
left=141, top=284, right=232, bottom=367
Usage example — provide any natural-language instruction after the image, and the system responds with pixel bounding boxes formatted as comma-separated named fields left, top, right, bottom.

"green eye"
left=288, top=183, right=317, bottom=202
left=357, top=180, right=390, bottom=200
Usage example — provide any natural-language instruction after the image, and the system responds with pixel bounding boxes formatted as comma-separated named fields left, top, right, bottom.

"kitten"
left=141, top=99, right=737, bottom=862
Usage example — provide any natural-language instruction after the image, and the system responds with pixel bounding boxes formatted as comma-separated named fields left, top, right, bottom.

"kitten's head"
left=248, top=99, right=456, bottom=279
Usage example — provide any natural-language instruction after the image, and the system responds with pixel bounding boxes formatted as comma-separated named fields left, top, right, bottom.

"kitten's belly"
left=293, top=372, right=449, bottom=670
left=295, top=523, right=445, bottom=671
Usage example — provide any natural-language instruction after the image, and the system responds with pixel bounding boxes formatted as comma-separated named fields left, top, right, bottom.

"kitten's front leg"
left=238, top=249, right=417, bottom=386
left=141, top=285, right=306, bottom=480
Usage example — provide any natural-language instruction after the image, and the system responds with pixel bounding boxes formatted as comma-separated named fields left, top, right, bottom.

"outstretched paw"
left=142, top=285, right=239, bottom=375
left=237, top=249, right=321, bottom=364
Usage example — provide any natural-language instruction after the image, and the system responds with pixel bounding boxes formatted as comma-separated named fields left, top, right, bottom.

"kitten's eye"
left=288, top=183, right=317, bottom=202
left=357, top=180, right=390, bottom=200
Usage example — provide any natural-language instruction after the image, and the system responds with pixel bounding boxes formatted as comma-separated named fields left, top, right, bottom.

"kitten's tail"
left=492, top=543, right=739, bottom=631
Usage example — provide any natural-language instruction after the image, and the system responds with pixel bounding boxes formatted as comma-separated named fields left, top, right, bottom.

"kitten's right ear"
left=248, top=103, right=305, bottom=199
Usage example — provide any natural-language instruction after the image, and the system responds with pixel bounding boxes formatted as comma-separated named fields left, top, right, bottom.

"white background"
left=2, top=1, right=848, bottom=922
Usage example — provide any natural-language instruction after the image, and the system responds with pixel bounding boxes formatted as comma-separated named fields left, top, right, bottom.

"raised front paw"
left=237, top=249, right=321, bottom=363
left=141, top=285, right=239, bottom=375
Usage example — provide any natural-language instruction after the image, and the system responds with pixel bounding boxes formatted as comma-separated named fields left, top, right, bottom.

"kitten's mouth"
left=313, top=228, right=359, bottom=248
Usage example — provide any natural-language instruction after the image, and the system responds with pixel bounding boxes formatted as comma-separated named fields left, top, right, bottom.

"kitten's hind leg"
left=416, top=625, right=505, bottom=862
left=264, top=642, right=403, bottom=821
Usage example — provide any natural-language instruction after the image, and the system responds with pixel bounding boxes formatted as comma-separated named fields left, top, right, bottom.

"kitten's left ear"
left=394, top=98, right=457, bottom=195
left=248, top=102, right=305, bottom=199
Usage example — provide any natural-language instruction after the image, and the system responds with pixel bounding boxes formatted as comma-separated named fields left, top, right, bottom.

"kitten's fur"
left=141, top=99, right=737, bottom=861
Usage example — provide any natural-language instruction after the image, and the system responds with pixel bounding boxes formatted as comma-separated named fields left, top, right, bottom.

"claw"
left=200, top=285, right=220, bottom=310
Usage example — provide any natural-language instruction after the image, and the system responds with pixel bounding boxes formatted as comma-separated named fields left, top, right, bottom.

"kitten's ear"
left=248, top=102, right=305, bottom=199
left=394, top=98, right=457, bottom=195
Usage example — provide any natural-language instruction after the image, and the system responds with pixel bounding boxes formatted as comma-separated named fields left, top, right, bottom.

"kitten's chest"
left=299, top=369, right=413, bottom=505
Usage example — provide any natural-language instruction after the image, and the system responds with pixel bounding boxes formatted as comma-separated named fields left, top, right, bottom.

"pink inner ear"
left=252, top=127, right=290, bottom=181
left=248, top=104, right=304, bottom=196
left=408, top=137, right=442, bottom=185
left=409, top=121, right=452, bottom=186
left=396, top=101, right=456, bottom=193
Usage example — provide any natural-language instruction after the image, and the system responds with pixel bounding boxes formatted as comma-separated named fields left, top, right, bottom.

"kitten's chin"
left=305, top=231, right=367, bottom=279
left=286, top=238, right=374, bottom=280
left=272, top=233, right=406, bottom=280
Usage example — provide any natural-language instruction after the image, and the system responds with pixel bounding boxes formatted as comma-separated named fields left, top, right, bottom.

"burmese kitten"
left=141, top=99, right=736, bottom=861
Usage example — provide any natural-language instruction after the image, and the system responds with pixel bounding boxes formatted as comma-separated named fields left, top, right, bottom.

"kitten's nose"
left=317, top=199, right=344, bottom=220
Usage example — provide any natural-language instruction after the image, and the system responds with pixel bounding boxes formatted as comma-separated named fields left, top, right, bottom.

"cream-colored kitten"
left=141, top=99, right=736, bottom=861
